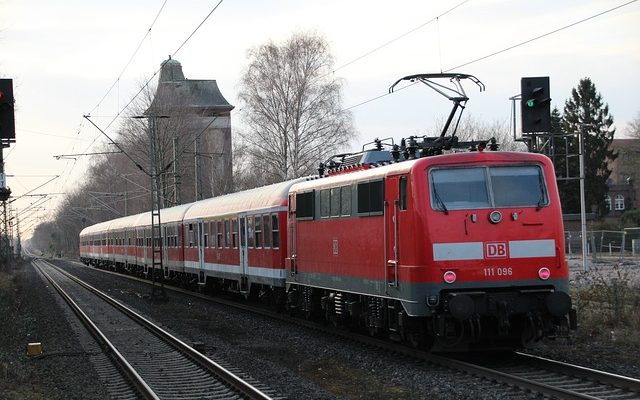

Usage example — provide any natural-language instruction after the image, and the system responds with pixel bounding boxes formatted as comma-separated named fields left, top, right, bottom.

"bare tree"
left=626, top=111, right=640, bottom=139
left=238, top=32, right=355, bottom=183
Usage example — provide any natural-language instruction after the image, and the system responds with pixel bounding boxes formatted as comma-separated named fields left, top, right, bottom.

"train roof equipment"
left=319, top=73, right=496, bottom=178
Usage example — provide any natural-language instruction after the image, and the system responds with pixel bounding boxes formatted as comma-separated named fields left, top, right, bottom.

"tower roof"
left=148, top=58, right=234, bottom=115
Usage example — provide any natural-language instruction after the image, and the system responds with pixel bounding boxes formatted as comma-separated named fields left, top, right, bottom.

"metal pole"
left=173, top=137, right=181, bottom=206
left=194, top=137, right=202, bottom=201
left=579, top=127, right=588, bottom=272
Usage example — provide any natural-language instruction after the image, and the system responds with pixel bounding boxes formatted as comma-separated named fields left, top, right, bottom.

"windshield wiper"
left=432, top=185, right=449, bottom=215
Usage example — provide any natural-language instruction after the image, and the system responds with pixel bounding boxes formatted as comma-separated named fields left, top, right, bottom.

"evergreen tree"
left=550, top=107, right=580, bottom=212
left=559, top=78, right=616, bottom=216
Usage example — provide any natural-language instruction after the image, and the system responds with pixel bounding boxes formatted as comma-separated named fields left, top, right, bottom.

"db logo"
left=485, top=242, right=508, bottom=258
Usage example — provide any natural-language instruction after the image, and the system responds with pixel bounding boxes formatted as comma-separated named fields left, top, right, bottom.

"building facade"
left=605, top=139, right=639, bottom=219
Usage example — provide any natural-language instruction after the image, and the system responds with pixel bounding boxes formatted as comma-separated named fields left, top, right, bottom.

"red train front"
left=286, top=148, right=576, bottom=351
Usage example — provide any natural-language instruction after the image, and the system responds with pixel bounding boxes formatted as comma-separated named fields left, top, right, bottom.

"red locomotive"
left=80, top=74, right=576, bottom=351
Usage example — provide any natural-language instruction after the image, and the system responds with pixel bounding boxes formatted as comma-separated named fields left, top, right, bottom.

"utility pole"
left=173, top=137, right=181, bottom=205
left=147, top=115, right=168, bottom=300
left=0, top=79, right=16, bottom=265
left=579, top=124, right=595, bottom=272
left=194, top=136, right=203, bottom=201
left=131, top=114, right=169, bottom=301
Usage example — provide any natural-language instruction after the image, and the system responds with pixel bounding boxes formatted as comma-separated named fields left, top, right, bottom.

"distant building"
left=605, top=138, right=639, bottom=219
left=147, top=58, right=234, bottom=202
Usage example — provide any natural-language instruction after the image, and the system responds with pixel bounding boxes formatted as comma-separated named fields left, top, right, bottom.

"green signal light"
left=526, top=99, right=535, bottom=107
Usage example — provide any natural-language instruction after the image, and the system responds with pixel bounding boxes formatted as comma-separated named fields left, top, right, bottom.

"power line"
left=331, top=0, right=470, bottom=75
left=81, top=0, right=226, bottom=157
left=88, top=0, right=169, bottom=116
left=445, top=0, right=638, bottom=72
left=343, top=0, right=637, bottom=112
left=102, top=0, right=226, bottom=133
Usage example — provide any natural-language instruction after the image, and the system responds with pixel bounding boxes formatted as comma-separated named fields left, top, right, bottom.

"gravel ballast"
left=3, top=258, right=639, bottom=399
left=0, top=261, right=108, bottom=400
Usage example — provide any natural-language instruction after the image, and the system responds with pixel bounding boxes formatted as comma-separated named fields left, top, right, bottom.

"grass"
left=571, top=263, right=640, bottom=345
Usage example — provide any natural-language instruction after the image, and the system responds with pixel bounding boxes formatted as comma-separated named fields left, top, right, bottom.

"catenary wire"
left=331, top=0, right=470, bottom=75
left=88, top=0, right=169, bottom=116
left=62, top=0, right=226, bottom=198
left=444, top=0, right=637, bottom=72
left=342, top=0, right=638, bottom=112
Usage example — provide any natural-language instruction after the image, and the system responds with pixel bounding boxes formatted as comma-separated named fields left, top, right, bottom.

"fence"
left=565, top=228, right=640, bottom=262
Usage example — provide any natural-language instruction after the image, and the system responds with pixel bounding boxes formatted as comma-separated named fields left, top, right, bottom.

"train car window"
left=255, top=216, right=263, bottom=248
left=263, top=215, right=271, bottom=248
left=320, top=189, right=331, bottom=218
left=489, top=166, right=547, bottom=207
left=330, top=188, right=341, bottom=217
left=272, top=214, right=280, bottom=249
left=296, top=191, right=314, bottom=220
left=232, top=219, right=239, bottom=248
left=357, top=180, right=384, bottom=215
left=188, top=224, right=194, bottom=247
left=240, top=218, right=247, bottom=247
left=209, top=222, right=215, bottom=248
left=341, top=185, right=351, bottom=216
left=247, top=217, right=255, bottom=248
left=203, top=222, right=209, bottom=248
left=399, top=176, right=408, bottom=210
left=224, top=220, right=231, bottom=248
left=217, top=221, right=223, bottom=248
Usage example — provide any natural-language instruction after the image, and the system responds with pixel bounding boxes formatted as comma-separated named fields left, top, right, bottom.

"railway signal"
left=521, top=76, right=551, bottom=133
left=0, top=79, right=16, bottom=140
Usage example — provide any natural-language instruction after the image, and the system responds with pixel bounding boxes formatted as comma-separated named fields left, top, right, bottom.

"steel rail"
left=63, top=258, right=639, bottom=400
left=38, top=259, right=273, bottom=400
left=33, top=260, right=159, bottom=400
left=514, top=352, right=640, bottom=394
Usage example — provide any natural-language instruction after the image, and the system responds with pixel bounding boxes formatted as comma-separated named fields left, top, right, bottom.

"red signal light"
left=0, top=78, right=16, bottom=140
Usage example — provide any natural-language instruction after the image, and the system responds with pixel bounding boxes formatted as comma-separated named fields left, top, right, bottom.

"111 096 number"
left=483, top=267, right=513, bottom=277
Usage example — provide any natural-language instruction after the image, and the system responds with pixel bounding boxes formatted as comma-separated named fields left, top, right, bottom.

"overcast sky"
left=1, top=0, right=638, bottom=237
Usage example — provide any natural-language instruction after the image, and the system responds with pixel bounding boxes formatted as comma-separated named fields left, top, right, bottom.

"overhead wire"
left=331, top=0, right=470, bottom=75
left=79, top=0, right=226, bottom=174
left=444, top=0, right=637, bottom=72
left=58, top=0, right=169, bottom=197
left=342, top=0, right=638, bottom=112
left=55, top=0, right=226, bottom=208
left=88, top=0, right=169, bottom=116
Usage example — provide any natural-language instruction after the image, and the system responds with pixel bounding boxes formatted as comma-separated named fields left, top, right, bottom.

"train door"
left=385, top=175, right=404, bottom=288
left=287, top=194, right=298, bottom=279
left=162, top=225, right=169, bottom=268
left=238, top=215, right=249, bottom=292
left=197, top=220, right=205, bottom=284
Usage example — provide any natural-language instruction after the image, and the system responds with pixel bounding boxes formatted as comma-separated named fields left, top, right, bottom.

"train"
left=80, top=73, right=577, bottom=350
left=79, top=136, right=577, bottom=351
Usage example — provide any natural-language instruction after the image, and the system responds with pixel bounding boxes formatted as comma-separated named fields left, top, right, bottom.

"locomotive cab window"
left=490, top=166, right=548, bottom=207
left=429, top=165, right=547, bottom=210
left=296, top=191, right=314, bottom=220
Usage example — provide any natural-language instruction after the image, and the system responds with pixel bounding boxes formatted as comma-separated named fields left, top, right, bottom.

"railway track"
left=56, top=259, right=640, bottom=400
left=33, top=258, right=276, bottom=400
